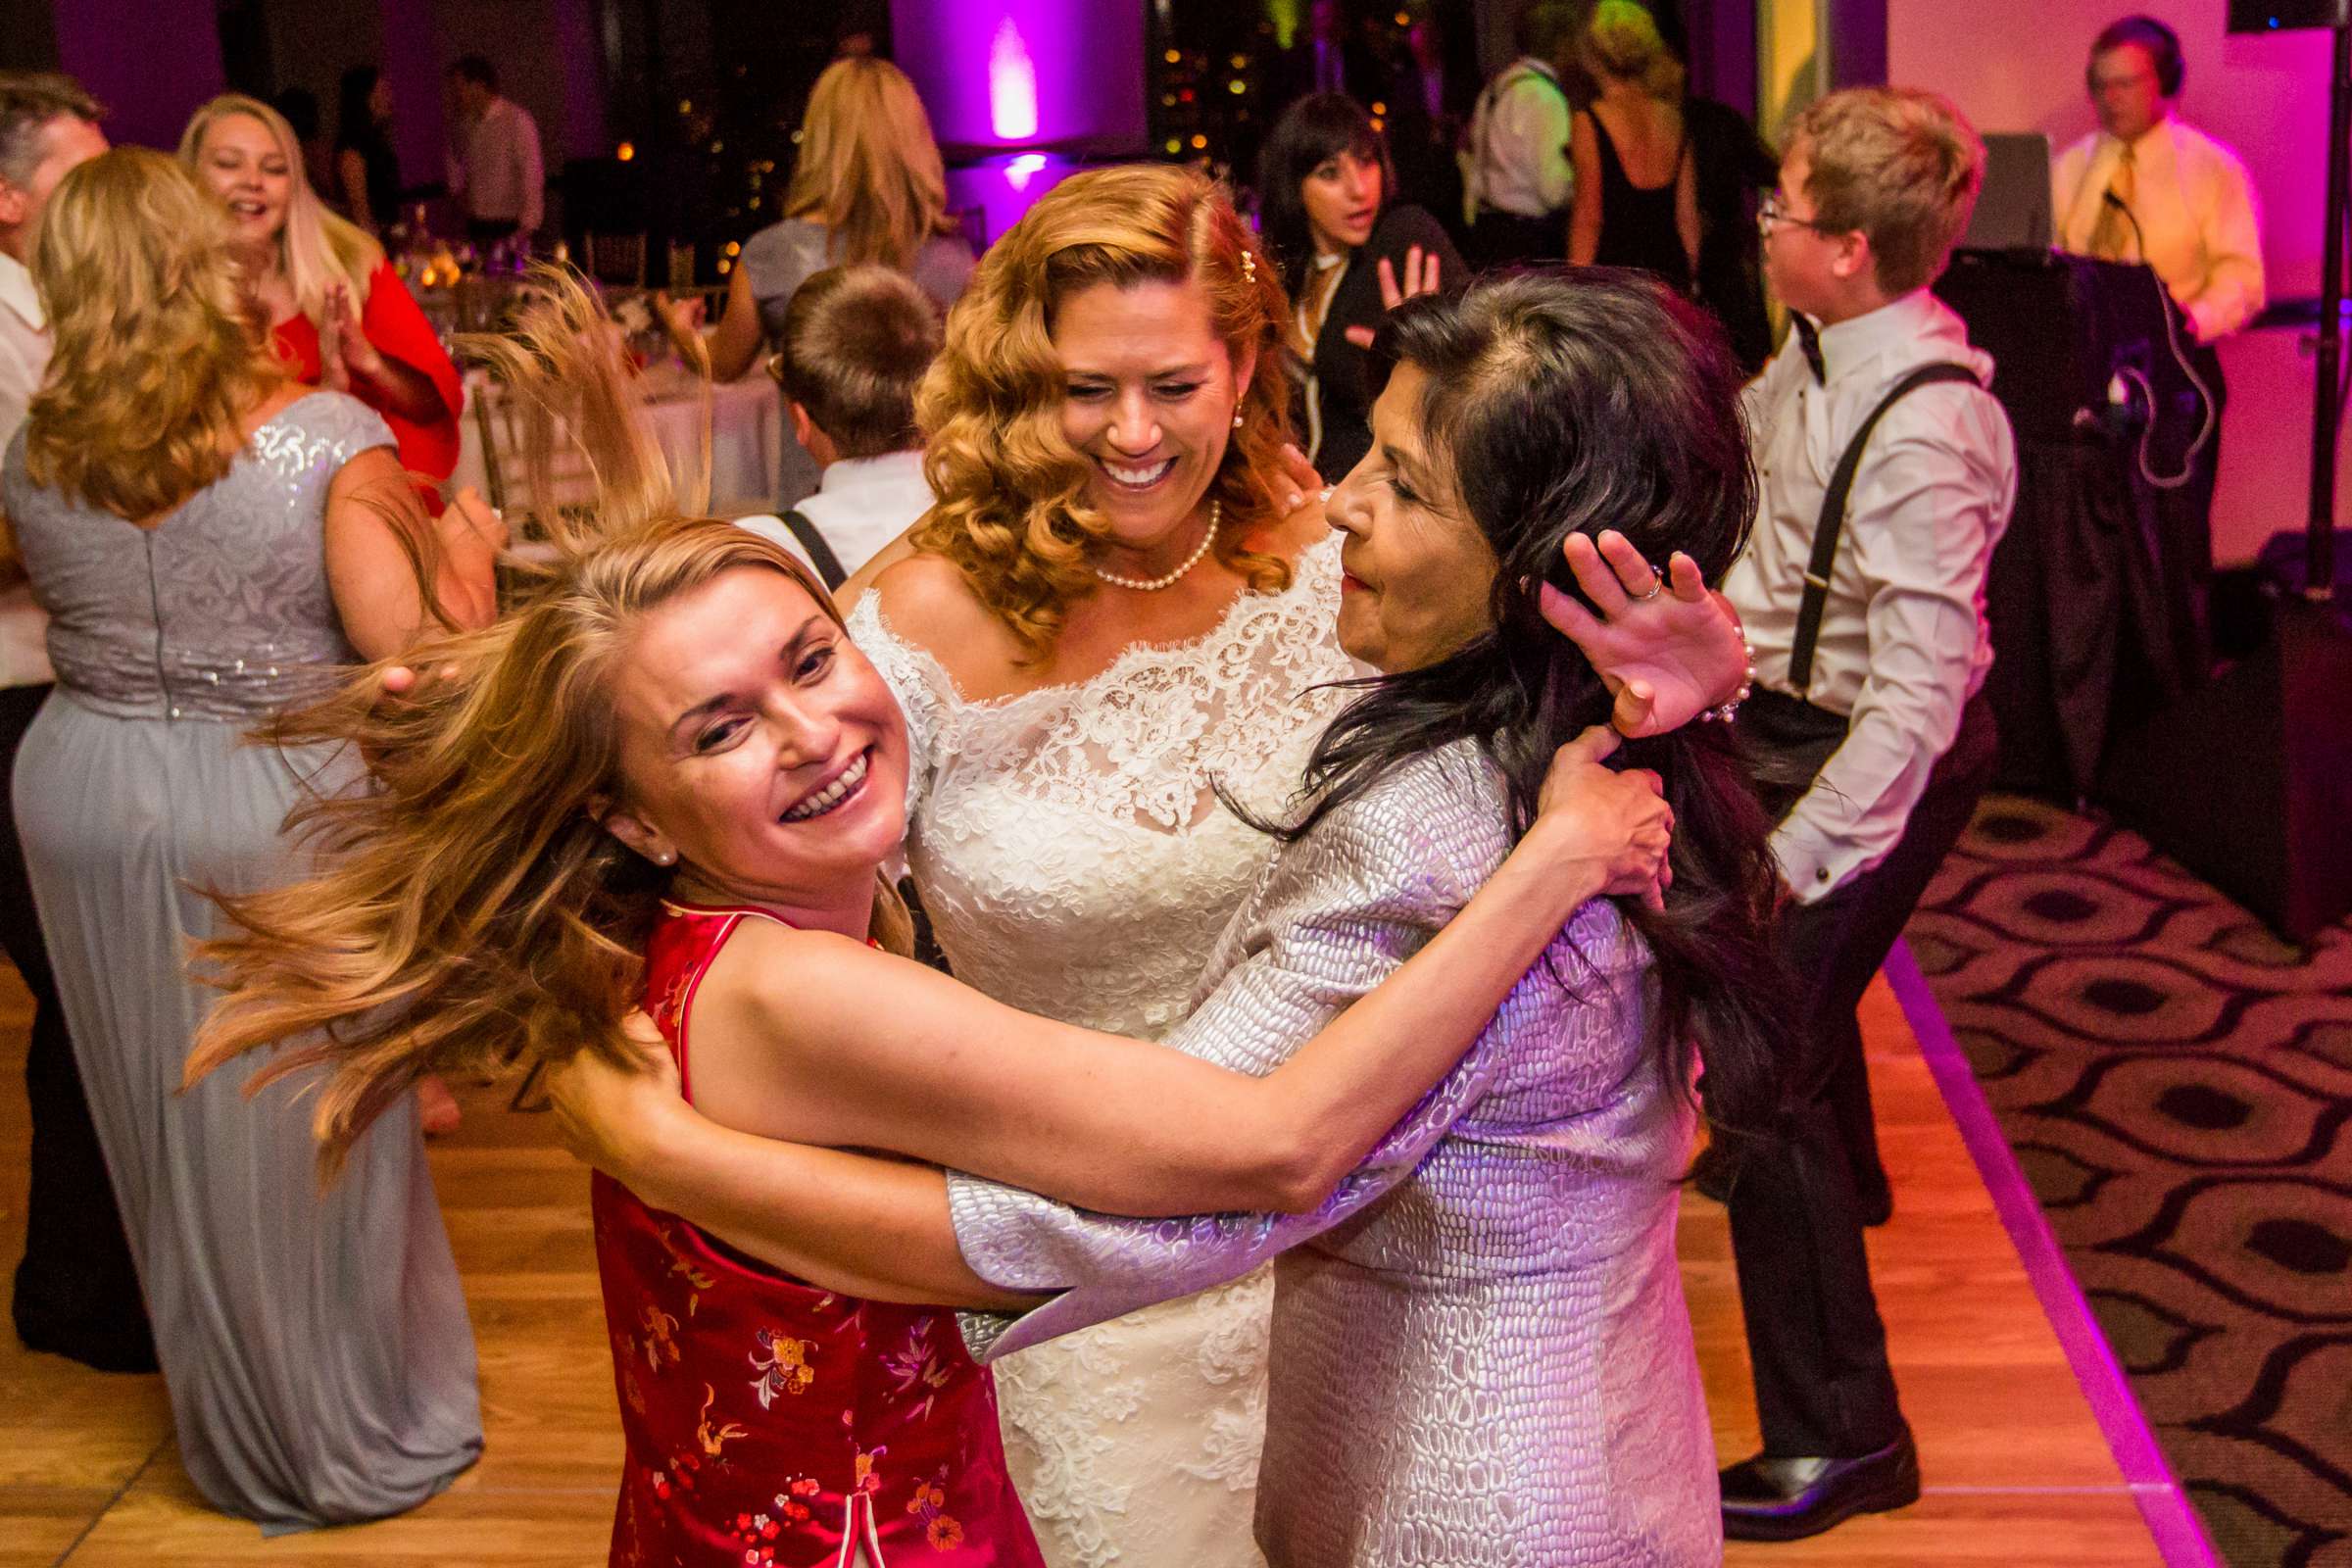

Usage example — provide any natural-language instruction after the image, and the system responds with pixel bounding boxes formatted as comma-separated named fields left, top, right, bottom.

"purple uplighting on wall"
left=893, top=0, right=1146, bottom=156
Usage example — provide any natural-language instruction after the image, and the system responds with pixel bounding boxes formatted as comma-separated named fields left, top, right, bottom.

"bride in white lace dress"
left=838, top=165, right=1389, bottom=1568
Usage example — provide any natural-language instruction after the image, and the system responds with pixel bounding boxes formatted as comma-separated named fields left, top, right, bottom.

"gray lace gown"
left=4, top=392, right=482, bottom=1531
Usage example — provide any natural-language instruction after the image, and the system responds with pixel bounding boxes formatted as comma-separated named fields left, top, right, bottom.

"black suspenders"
left=1787, top=363, right=1984, bottom=696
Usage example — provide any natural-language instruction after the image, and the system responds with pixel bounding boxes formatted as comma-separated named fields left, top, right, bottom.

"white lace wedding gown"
left=846, top=533, right=1355, bottom=1568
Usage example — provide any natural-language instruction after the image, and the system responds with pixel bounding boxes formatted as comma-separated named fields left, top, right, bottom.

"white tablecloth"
left=448, top=363, right=786, bottom=517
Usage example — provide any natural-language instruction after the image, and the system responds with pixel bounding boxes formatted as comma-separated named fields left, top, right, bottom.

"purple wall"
left=58, top=0, right=225, bottom=149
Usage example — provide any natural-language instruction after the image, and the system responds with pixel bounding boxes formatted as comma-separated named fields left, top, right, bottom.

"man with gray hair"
left=0, top=72, right=145, bottom=1373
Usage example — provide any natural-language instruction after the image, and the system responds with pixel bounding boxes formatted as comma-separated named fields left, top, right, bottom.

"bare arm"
left=322, top=450, right=500, bottom=658
left=1675, top=140, right=1701, bottom=275
left=1568, top=112, right=1603, bottom=266
left=703, top=262, right=767, bottom=383
left=689, top=738, right=1661, bottom=1219
left=339, top=147, right=375, bottom=232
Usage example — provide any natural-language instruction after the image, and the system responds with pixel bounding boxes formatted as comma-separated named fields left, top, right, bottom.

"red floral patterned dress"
left=591, top=902, right=1045, bottom=1568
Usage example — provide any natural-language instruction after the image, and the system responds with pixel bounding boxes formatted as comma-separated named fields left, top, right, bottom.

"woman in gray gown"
left=2, top=147, right=495, bottom=1530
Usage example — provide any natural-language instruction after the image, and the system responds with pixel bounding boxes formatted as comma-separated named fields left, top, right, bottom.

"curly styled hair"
left=910, top=163, right=1298, bottom=662
left=23, top=146, right=283, bottom=521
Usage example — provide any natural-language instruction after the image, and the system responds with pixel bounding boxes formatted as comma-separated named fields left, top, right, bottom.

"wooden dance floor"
left=0, top=961, right=2175, bottom=1566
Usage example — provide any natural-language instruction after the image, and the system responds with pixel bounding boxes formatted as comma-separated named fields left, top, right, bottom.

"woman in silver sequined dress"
left=5, top=150, right=495, bottom=1529
left=557, top=270, right=1788, bottom=1565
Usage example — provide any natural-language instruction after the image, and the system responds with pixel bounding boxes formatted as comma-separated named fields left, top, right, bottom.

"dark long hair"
left=1276, top=268, right=1789, bottom=1140
left=334, top=66, right=387, bottom=155
left=1254, top=92, right=1397, bottom=287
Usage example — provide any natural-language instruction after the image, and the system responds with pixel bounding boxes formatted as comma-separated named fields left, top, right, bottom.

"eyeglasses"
left=1757, top=195, right=1840, bottom=238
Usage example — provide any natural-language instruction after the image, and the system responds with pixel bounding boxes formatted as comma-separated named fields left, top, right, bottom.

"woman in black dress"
left=334, top=66, right=402, bottom=235
left=1257, top=92, right=1463, bottom=482
left=1567, top=1, right=1698, bottom=293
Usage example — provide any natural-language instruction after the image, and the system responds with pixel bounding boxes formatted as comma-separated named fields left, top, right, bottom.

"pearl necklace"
left=1091, top=501, right=1220, bottom=592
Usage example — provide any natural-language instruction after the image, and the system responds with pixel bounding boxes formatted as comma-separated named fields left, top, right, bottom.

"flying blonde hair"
left=185, top=273, right=905, bottom=1178
left=178, top=93, right=383, bottom=328
left=1581, top=0, right=1686, bottom=102
left=783, top=58, right=959, bottom=272
left=22, top=146, right=283, bottom=520
left=911, top=163, right=1296, bottom=662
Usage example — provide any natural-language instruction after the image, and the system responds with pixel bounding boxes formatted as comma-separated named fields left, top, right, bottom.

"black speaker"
left=2097, top=599, right=2352, bottom=940
left=2229, top=0, right=2346, bottom=33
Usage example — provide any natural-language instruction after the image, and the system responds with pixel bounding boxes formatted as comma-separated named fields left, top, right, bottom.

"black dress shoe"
left=1720, top=1429, right=1920, bottom=1541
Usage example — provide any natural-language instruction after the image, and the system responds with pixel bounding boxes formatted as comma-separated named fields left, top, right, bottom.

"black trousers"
left=1728, top=689, right=1997, bottom=1457
left=2154, top=343, right=2226, bottom=681
left=2, top=683, right=153, bottom=1368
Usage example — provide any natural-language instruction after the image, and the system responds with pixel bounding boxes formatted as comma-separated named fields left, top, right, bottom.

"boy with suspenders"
left=742, top=265, right=942, bottom=593
left=1714, top=86, right=2018, bottom=1540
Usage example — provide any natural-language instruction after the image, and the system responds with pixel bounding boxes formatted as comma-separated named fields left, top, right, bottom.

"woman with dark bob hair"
left=1256, top=91, right=1463, bottom=481
left=552, top=267, right=1785, bottom=1564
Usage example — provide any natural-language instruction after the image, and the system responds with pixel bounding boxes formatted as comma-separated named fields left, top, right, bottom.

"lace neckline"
left=861, top=529, right=1342, bottom=713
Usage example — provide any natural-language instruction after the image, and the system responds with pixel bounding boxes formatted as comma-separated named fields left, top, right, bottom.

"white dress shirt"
left=447, top=96, right=545, bottom=233
left=737, top=449, right=933, bottom=583
left=1723, top=289, right=2018, bottom=903
left=1469, top=58, right=1573, bottom=219
left=2052, top=117, right=2264, bottom=343
left=0, top=252, right=53, bottom=690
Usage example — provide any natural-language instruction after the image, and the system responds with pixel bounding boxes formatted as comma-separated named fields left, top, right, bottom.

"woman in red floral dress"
left=594, top=899, right=1039, bottom=1567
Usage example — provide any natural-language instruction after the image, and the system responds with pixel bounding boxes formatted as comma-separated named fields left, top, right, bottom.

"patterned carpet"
left=1906, top=796, right=2352, bottom=1568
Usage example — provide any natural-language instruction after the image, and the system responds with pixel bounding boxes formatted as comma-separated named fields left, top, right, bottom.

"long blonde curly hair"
left=186, top=272, right=906, bottom=1180
left=22, top=146, right=283, bottom=520
left=911, top=163, right=1297, bottom=662
left=178, top=93, right=383, bottom=328
left=783, top=58, right=960, bottom=272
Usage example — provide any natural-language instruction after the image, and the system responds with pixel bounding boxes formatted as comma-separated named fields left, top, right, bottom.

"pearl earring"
left=1233, top=411, right=1244, bottom=429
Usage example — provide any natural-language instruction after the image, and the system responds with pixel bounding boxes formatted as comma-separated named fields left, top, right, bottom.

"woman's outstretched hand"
left=546, top=1010, right=680, bottom=1184
left=1344, top=245, right=1444, bottom=349
left=1531, top=725, right=1674, bottom=911
left=1538, top=530, right=1749, bottom=737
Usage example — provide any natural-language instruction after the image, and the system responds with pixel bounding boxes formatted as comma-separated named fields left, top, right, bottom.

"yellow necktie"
left=2088, top=142, right=2138, bottom=262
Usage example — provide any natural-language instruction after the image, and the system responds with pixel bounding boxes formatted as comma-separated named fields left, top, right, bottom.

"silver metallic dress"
left=946, top=742, right=1719, bottom=1566
left=6, top=394, right=481, bottom=1530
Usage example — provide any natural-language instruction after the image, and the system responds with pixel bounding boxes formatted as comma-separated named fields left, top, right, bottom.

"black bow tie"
left=1793, top=315, right=1826, bottom=384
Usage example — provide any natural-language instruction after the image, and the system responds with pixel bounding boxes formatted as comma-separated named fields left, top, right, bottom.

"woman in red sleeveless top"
left=593, top=900, right=1040, bottom=1567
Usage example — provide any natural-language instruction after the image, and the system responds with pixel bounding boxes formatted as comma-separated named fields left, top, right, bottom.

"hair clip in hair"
left=1240, top=249, right=1257, bottom=283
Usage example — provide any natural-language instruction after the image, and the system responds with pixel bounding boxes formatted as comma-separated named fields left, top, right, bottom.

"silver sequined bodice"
left=947, top=742, right=1718, bottom=1566
left=3, top=393, right=391, bottom=721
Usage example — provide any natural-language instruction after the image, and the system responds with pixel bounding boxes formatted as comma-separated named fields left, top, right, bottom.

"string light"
left=615, top=141, right=634, bottom=161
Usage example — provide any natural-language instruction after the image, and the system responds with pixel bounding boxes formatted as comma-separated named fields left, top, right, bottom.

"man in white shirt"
left=446, top=55, right=544, bottom=247
left=0, top=73, right=148, bottom=1374
left=1463, top=0, right=1578, bottom=268
left=2053, top=15, right=2261, bottom=660
left=738, top=266, right=942, bottom=591
left=1714, top=85, right=2018, bottom=1542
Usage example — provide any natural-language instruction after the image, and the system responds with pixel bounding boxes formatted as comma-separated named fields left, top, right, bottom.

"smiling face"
left=1325, top=361, right=1500, bottom=672
left=1301, top=146, right=1382, bottom=255
left=602, top=566, right=908, bottom=926
left=192, top=111, right=292, bottom=250
left=1054, top=275, right=1253, bottom=558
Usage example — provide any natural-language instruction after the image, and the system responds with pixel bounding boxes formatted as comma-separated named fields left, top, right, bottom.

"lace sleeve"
left=845, top=591, right=948, bottom=824
left=944, top=747, right=1532, bottom=1361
